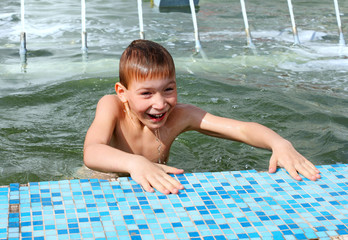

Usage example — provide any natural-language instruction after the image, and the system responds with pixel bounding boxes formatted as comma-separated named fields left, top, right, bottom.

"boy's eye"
left=141, top=92, right=152, bottom=96
left=165, top=87, right=174, bottom=92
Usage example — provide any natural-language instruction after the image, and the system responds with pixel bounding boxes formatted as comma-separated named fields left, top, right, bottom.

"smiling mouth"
left=147, top=113, right=166, bottom=121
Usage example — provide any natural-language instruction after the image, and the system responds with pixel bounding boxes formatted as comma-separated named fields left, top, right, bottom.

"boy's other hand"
left=268, top=140, right=321, bottom=181
left=128, top=157, right=185, bottom=194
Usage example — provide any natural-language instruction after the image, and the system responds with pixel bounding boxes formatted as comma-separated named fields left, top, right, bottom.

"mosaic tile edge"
left=1, top=164, right=347, bottom=240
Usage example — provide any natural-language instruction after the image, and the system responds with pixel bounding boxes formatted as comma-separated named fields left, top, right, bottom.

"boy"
left=83, top=39, right=320, bottom=195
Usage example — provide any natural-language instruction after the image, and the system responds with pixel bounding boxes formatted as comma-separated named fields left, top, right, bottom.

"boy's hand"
left=128, top=157, right=185, bottom=194
left=268, top=140, right=321, bottom=181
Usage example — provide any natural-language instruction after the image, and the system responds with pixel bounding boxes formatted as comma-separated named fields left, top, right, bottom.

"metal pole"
left=189, top=0, right=201, bottom=52
left=240, top=0, right=255, bottom=48
left=286, top=0, right=300, bottom=44
left=333, top=0, right=346, bottom=46
left=20, top=0, right=27, bottom=55
left=81, top=0, right=88, bottom=52
left=137, top=0, right=145, bottom=39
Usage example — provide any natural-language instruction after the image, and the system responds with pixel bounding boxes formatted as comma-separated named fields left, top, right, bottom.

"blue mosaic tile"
left=0, top=164, right=348, bottom=239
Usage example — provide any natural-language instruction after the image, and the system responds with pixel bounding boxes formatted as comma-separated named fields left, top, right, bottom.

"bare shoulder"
left=97, top=95, right=120, bottom=108
left=85, top=95, right=122, bottom=146
left=170, top=103, right=207, bottom=131
left=174, top=103, right=206, bottom=117
left=91, top=95, right=124, bottom=128
left=95, top=95, right=122, bottom=116
left=173, top=103, right=205, bottom=113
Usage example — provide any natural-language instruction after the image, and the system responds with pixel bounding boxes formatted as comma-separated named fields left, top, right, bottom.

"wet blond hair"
left=119, top=39, right=175, bottom=88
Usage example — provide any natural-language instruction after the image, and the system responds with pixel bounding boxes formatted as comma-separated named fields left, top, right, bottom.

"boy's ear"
left=115, top=82, right=128, bottom=103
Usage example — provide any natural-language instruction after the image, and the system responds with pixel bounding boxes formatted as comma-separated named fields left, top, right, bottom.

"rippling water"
left=0, top=0, right=347, bottom=185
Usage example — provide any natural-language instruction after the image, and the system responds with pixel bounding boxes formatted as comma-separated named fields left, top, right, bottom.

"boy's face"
left=124, top=76, right=177, bottom=130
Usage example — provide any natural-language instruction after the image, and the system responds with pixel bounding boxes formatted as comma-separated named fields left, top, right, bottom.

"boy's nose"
left=152, top=94, right=167, bottom=110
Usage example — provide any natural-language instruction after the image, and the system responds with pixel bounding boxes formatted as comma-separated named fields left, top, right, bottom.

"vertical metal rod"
left=240, top=0, right=255, bottom=48
left=189, top=0, right=201, bottom=52
left=137, top=0, right=145, bottom=39
left=333, top=0, right=346, bottom=46
left=287, top=0, right=300, bottom=44
left=20, top=0, right=27, bottom=55
left=81, top=0, right=88, bottom=52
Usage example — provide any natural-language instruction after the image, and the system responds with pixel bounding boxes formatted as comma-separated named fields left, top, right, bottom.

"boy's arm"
left=185, top=105, right=320, bottom=181
left=83, top=95, right=127, bottom=173
left=83, top=95, right=184, bottom=194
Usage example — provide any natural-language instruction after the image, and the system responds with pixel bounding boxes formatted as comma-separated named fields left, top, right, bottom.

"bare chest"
left=111, top=125, right=174, bottom=164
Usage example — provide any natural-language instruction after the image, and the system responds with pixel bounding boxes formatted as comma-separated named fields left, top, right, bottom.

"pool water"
left=0, top=0, right=347, bottom=185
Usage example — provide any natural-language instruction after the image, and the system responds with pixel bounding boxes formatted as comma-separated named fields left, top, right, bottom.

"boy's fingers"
left=162, top=173, right=185, bottom=191
left=286, top=162, right=320, bottom=181
left=151, top=174, right=180, bottom=194
left=296, top=161, right=321, bottom=181
left=268, top=155, right=278, bottom=174
left=291, top=152, right=321, bottom=180
left=148, top=176, right=171, bottom=195
left=138, top=177, right=155, bottom=193
left=270, top=148, right=321, bottom=181
left=306, top=161, right=321, bottom=175
left=160, top=164, right=185, bottom=175
left=286, top=165, right=302, bottom=181
left=161, top=166, right=185, bottom=190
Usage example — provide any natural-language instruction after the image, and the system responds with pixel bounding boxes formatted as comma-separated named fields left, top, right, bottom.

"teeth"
left=150, top=113, right=164, bottom=118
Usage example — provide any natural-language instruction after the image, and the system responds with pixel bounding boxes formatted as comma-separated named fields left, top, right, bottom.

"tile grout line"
left=2, top=164, right=348, bottom=239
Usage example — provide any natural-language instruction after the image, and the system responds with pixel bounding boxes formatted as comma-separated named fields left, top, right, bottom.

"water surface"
left=0, top=0, right=347, bottom=185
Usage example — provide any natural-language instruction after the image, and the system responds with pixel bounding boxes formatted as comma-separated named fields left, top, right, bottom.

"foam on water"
left=1, top=40, right=348, bottom=96
left=0, top=0, right=347, bottom=184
